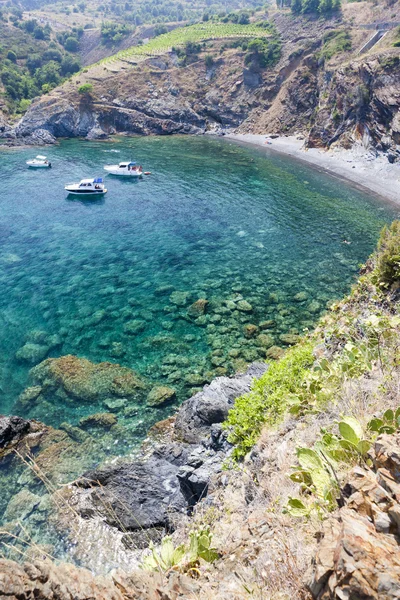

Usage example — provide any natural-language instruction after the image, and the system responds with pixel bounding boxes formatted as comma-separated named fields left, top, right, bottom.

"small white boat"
left=103, top=161, right=143, bottom=177
left=65, top=178, right=107, bottom=196
left=26, top=155, right=52, bottom=168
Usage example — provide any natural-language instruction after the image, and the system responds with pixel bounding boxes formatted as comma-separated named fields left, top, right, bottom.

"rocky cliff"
left=4, top=10, right=400, bottom=161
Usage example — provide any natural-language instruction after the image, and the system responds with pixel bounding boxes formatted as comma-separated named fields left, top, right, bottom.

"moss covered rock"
left=147, top=386, right=176, bottom=407
left=30, top=355, right=146, bottom=403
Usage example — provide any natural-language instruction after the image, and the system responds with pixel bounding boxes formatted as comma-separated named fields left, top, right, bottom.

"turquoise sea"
left=0, top=135, right=398, bottom=563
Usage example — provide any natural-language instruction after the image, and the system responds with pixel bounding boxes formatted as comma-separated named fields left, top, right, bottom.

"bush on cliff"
left=372, top=220, right=400, bottom=290
left=225, top=342, right=315, bottom=459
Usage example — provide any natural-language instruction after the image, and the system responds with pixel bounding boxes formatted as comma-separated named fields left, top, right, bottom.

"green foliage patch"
left=141, top=527, right=219, bottom=572
left=318, top=30, right=352, bottom=61
left=286, top=407, right=400, bottom=517
left=371, top=221, right=400, bottom=290
left=97, top=22, right=275, bottom=66
left=224, top=342, right=315, bottom=459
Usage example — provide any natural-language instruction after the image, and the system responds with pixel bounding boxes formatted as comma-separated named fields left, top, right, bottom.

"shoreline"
left=224, top=133, right=400, bottom=208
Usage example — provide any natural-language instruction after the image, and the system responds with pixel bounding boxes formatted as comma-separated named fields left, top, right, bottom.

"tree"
left=33, top=26, right=45, bottom=40
left=26, top=55, right=42, bottom=73
left=43, top=49, right=63, bottom=63
left=61, top=55, right=80, bottom=76
left=34, top=61, right=61, bottom=87
left=301, top=0, right=319, bottom=12
left=291, top=0, right=302, bottom=13
left=65, top=36, right=79, bottom=51
left=6, top=50, right=17, bottom=62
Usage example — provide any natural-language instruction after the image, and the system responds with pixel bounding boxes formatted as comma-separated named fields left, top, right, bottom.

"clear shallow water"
left=0, top=136, right=398, bottom=427
left=0, top=135, right=398, bottom=564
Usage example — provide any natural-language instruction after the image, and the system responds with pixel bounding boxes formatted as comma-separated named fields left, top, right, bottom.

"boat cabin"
left=117, top=162, right=142, bottom=171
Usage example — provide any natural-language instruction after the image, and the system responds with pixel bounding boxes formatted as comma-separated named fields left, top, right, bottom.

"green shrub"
left=372, top=220, right=400, bottom=290
left=78, top=83, right=93, bottom=95
left=224, top=342, right=315, bottom=459
left=318, top=30, right=351, bottom=61
left=6, top=49, right=16, bottom=62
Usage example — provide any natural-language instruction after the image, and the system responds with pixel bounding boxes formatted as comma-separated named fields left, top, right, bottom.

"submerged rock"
left=29, top=355, right=146, bottom=403
left=123, top=319, right=146, bottom=335
left=279, top=333, right=300, bottom=346
left=243, top=324, right=259, bottom=338
left=187, top=298, right=208, bottom=317
left=15, top=342, right=49, bottom=365
left=79, top=413, right=117, bottom=430
left=266, top=345, right=285, bottom=360
left=147, top=386, right=176, bottom=407
left=170, top=290, right=191, bottom=306
left=236, top=300, right=253, bottom=313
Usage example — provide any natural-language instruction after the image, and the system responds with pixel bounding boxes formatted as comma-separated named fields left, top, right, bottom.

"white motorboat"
left=26, top=155, right=52, bottom=168
left=103, top=161, right=143, bottom=177
left=64, top=178, right=107, bottom=196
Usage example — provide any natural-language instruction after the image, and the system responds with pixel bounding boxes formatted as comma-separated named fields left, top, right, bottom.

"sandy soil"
left=225, top=133, right=400, bottom=208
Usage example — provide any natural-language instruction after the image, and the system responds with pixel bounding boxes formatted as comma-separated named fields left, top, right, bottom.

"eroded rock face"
left=0, top=557, right=200, bottom=600
left=308, top=433, right=400, bottom=599
left=0, top=416, right=32, bottom=449
left=29, top=355, right=146, bottom=403
left=308, top=55, right=400, bottom=159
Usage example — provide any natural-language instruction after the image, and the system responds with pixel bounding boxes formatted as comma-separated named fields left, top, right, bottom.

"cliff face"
left=308, top=54, right=400, bottom=158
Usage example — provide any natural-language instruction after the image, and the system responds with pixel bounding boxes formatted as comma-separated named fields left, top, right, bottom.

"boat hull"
left=27, top=163, right=51, bottom=168
left=65, top=189, right=107, bottom=196
left=104, top=169, right=142, bottom=177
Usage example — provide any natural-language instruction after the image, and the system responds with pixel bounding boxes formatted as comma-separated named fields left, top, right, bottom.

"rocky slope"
left=3, top=9, right=400, bottom=160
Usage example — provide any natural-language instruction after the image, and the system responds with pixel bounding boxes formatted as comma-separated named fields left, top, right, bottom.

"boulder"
left=29, top=355, right=145, bottom=403
left=174, top=362, right=268, bottom=444
left=147, top=386, right=176, bottom=407
left=308, top=434, right=400, bottom=599
left=187, top=299, right=208, bottom=317
left=0, top=416, right=32, bottom=449
left=0, top=557, right=199, bottom=599
left=76, top=445, right=189, bottom=531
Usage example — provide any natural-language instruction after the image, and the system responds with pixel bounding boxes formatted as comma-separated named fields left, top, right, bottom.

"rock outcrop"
left=63, top=363, right=267, bottom=546
left=0, top=557, right=200, bottom=599
left=308, top=433, right=400, bottom=599
left=308, top=54, right=400, bottom=160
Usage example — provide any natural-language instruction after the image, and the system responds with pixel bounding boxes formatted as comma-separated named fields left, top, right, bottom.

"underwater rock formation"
left=29, top=355, right=146, bottom=403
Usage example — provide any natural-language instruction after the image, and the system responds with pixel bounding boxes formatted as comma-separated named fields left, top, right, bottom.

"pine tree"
left=291, top=0, right=302, bottom=14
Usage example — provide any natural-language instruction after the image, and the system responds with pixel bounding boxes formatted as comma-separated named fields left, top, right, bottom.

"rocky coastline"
left=0, top=361, right=268, bottom=571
